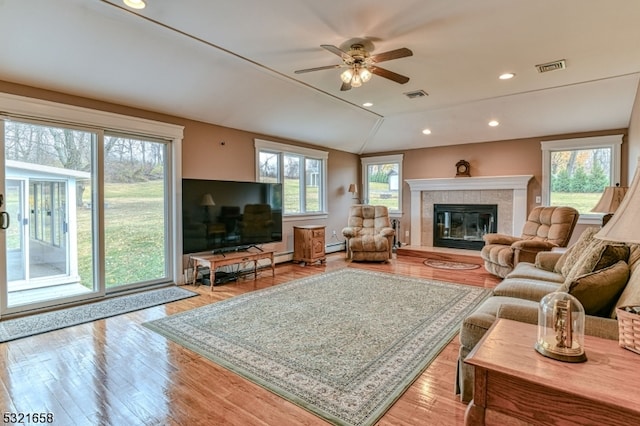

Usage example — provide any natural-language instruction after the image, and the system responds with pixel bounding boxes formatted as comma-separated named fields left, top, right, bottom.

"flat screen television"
left=182, top=179, right=283, bottom=254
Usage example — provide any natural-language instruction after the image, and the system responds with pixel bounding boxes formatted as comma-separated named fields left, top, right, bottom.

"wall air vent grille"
left=535, top=59, right=566, bottom=73
left=404, top=90, right=429, bottom=99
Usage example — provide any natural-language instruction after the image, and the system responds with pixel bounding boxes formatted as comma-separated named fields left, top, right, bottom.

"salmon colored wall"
left=0, top=80, right=359, bottom=255
left=365, top=128, right=627, bottom=245
left=1, top=80, right=629, bottom=251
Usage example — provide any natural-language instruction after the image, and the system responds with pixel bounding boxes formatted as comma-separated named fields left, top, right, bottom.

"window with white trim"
left=255, top=139, right=328, bottom=215
left=541, top=134, right=623, bottom=222
left=361, top=154, right=403, bottom=215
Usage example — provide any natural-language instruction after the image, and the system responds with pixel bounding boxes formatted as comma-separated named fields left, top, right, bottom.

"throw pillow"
left=556, top=227, right=600, bottom=275
left=561, top=260, right=630, bottom=317
left=563, top=239, right=629, bottom=284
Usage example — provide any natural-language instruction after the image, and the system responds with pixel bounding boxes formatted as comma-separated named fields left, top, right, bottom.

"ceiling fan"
left=294, top=42, right=413, bottom=91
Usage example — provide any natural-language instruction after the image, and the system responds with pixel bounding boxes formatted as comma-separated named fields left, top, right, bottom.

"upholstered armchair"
left=481, top=206, right=579, bottom=278
left=238, top=204, right=274, bottom=244
left=342, top=205, right=395, bottom=262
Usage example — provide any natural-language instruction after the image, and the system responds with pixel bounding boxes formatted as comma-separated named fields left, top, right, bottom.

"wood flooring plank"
left=0, top=251, right=499, bottom=425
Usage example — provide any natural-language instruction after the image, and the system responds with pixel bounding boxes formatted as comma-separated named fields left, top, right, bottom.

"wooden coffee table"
left=464, top=319, right=640, bottom=425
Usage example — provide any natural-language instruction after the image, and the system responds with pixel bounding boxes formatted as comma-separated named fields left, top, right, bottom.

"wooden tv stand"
left=190, top=248, right=275, bottom=291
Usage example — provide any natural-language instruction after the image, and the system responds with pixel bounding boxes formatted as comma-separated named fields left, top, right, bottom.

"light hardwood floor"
left=0, top=253, right=500, bottom=426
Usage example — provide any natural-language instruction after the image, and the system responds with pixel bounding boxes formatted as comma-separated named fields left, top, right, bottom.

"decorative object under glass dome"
left=535, top=292, right=587, bottom=362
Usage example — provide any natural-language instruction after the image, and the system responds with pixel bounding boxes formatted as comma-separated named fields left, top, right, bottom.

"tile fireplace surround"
left=406, top=175, right=533, bottom=247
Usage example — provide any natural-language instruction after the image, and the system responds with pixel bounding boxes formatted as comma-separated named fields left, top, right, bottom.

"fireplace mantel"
left=405, top=175, right=533, bottom=247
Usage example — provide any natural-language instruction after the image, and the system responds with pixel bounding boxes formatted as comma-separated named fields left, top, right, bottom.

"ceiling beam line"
left=99, top=0, right=383, bottom=119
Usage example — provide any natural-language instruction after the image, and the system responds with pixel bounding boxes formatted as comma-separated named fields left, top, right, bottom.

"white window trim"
left=361, top=154, right=404, bottom=217
left=254, top=139, right=329, bottom=216
left=0, top=91, right=185, bottom=286
left=541, top=134, right=623, bottom=225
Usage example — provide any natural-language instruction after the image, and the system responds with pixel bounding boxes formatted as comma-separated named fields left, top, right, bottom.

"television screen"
left=182, top=179, right=283, bottom=254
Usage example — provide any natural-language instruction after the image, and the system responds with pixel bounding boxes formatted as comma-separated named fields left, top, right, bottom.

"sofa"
left=457, top=226, right=640, bottom=402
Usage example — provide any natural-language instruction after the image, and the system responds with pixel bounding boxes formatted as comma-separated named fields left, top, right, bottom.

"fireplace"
left=406, top=175, right=532, bottom=247
left=433, top=204, right=497, bottom=250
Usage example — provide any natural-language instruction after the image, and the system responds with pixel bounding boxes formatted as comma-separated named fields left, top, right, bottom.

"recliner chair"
left=481, top=206, right=579, bottom=278
left=342, top=205, right=395, bottom=262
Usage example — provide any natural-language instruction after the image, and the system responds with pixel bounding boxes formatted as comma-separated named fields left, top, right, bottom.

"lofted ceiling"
left=1, top=0, right=639, bottom=154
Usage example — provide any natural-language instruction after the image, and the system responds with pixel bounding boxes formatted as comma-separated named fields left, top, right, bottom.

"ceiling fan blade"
left=371, top=66, right=410, bottom=84
left=294, top=64, right=342, bottom=74
left=321, top=44, right=352, bottom=61
left=340, top=81, right=352, bottom=91
left=370, top=47, right=413, bottom=63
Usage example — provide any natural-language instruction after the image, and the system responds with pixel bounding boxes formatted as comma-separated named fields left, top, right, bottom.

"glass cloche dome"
left=535, top=291, right=587, bottom=363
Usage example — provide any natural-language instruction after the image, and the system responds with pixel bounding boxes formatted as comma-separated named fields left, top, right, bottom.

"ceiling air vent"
left=404, top=90, right=429, bottom=99
left=535, top=59, right=566, bottom=73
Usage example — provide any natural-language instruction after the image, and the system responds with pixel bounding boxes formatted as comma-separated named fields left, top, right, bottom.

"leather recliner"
left=481, top=206, right=579, bottom=278
left=342, top=205, right=395, bottom=262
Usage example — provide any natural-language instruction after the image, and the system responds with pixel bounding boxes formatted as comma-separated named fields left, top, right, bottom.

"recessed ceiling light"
left=363, top=102, right=373, bottom=107
left=422, top=129, right=432, bottom=135
left=499, top=73, right=515, bottom=80
left=488, top=120, right=500, bottom=127
left=124, top=0, right=146, bottom=9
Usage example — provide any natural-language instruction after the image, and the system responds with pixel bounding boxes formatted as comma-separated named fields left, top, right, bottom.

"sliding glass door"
left=1, top=117, right=173, bottom=315
left=2, top=119, right=99, bottom=312
left=103, top=134, right=169, bottom=291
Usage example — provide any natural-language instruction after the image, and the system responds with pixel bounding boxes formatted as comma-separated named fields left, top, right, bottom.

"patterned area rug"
left=0, top=286, right=197, bottom=343
left=424, top=259, right=481, bottom=270
left=143, top=269, right=491, bottom=426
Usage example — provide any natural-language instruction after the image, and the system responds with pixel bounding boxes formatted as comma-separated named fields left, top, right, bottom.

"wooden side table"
left=464, top=319, right=640, bottom=425
left=293, top=225, right=326, bottom=265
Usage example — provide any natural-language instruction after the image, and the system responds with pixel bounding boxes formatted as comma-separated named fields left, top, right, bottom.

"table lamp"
left=595, top=159, right=640, bottom=243
left=591, top=183, right=628, bottom=226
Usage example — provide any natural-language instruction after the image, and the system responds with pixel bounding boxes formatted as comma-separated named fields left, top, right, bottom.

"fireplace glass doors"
left=433, top=204, right=497, bottom=250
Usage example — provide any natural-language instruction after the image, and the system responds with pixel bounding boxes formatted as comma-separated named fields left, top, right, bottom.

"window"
left=103, top=133, right=169, bottom=289
left=361, top=154, right=404, bottom=215
left=255, top=139, right=328, bottom=215
left=541, top=135, right=623, bottom=222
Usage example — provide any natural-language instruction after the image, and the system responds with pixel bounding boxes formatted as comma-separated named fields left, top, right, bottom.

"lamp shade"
left=348, top=184, right=357, bottom=194
left=200, top=193, right=216, bottom=207
left=595, top=159, right=640, bottom=243
left=591, top=184, right=628, bottom=213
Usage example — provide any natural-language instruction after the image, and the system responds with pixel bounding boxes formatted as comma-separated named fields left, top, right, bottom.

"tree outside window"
left=361, top=154, right=403, bottom=214
left=542, top=135, right=622, bottom=218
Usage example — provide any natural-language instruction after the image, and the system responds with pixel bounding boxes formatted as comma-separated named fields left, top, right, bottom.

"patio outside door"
left=5, top=179, right=23, bottom=282
left=1, top=120, right=99, bottom=314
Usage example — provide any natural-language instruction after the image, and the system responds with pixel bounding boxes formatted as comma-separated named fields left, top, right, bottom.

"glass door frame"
left=0, top=92, right=184, bottom=318
left=1, top=118, right=104, bottom=315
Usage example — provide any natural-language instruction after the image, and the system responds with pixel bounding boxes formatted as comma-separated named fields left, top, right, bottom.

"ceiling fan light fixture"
left=123, top=0, right=146, bottom=9
left=341, top=69, right=354, bottom=83
left=358, top=68, right=372, bottom=83
left=351, top=73, right=363, bottom=88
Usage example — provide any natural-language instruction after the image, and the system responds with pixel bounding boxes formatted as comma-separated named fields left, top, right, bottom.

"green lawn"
left=367, top=182, right=399, bottom=209
left=76, top=180, right=166, bottom=289
left=550, top=192, right=602, bottom=214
